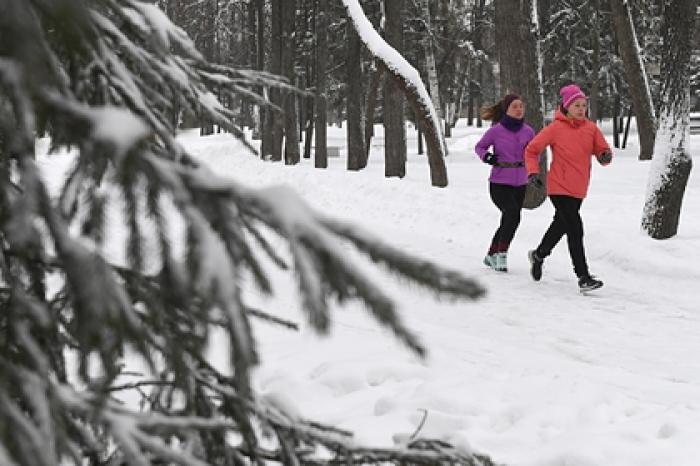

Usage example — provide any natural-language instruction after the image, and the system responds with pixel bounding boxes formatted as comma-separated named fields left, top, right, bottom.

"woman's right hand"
left=597, top=150, right=613, bottom=165
left=484, top=152, right=498, bottom=165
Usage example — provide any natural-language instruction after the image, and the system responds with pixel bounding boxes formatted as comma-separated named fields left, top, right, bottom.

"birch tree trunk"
left=363, top=64, right=382, bottom=166
left=314, top=0, right=328, bottom=168
left=641, top=0, right=697, bottom=239
left=610, top=0, right=657, bottom=160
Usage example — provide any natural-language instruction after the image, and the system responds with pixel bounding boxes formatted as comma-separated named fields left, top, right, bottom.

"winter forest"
left=1, top=0, right=699, bottom=465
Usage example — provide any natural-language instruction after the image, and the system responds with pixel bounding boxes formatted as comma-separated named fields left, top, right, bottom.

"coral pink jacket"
left=525, top=110, right=611, bottom=199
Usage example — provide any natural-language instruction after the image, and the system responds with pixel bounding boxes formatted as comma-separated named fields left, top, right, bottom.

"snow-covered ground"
left=40, top=119, right=700, bottom=466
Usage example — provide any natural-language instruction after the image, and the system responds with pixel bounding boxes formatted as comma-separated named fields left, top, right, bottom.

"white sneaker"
left=483, top=254, right=496, bottom=269
left=495, top=252, right=508, bottom=272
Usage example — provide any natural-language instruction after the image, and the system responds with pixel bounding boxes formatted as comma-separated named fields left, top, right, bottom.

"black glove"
left=528, top=174, right=544, bottom=188
left=597, top=150, right=612, bottom=164
left=483, top=152, right=498, bottom=165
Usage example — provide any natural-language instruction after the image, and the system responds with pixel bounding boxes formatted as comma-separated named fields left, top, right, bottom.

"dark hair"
left=481, top=94, right=522, bottom=123
left=480, top=102, right=504, bottom=122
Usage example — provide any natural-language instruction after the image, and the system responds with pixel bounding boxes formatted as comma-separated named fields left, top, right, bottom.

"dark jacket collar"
left=500, top=114, right=524, bottom=132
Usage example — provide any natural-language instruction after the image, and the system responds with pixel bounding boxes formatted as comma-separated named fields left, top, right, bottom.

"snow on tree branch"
left=341, top=0, right=449, bottom=187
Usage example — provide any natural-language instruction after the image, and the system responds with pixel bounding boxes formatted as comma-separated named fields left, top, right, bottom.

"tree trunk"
left=422, top=0, right=442, bottom=122
left=494, top=0, right=546, bottom=208
left=589, top=0, right=601, bottom=121
left=363, top=64, right=382, bottom=166
left=243, top=0, right=256, bottom=132
left=443, top=103, right=452, bottom=137
left=346, top=21, right=365, bottom=170
left=199, top=0, right=217, bottom=136
left=641, top=0, right=696, bottom=239
left=610, top=0, right=657, bottom=160
left=254, top=0, right=265, bottom=141
left=472, top=0, right=485, bottom=129
left=304, top=96, right=314, bottom=159
left=417, top=124, right=423, bottom=155
left=314, top=0, right=328, bottom=168
left=264, top=0, right=283, bottom=161
left=382, top=0, right=407, bottom=179
left=282, top=0, right=300, bottom=165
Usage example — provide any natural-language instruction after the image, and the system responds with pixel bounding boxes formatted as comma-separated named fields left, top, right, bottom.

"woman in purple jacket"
left=474, top=94, right=535, bottom=272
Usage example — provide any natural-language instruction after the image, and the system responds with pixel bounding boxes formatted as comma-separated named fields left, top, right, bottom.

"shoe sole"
left=579, top=283, right=603, bottom=293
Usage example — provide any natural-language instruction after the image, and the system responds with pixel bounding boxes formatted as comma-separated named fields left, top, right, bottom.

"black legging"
left=488, top=183, right=527, bottom=252
left=535, top=195, right=589, bottom=277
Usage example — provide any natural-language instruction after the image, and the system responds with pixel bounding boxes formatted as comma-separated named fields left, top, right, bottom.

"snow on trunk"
left=641, top=0, right=695, bottom=239
left=342, top=0, right=448, bottom=187
left=641, top=102, right=693, bottom=239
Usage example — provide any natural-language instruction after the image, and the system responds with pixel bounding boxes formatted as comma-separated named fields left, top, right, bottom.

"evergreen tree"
left=0, top=1, right=490, bottom=463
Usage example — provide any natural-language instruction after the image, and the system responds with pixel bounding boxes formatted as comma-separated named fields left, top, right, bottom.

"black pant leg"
left=549, top=195, right=589, bottom=277
left=537, top=198, right=567, bottom=258
left=489, top=183, right=526, bottom=251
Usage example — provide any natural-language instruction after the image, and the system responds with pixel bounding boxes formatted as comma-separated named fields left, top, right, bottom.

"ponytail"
left=480, top=101, right=505, bottom=123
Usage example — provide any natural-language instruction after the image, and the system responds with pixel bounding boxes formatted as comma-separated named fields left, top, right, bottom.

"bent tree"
left=641, top=0, right=697, bottom=239
left=342, top=0, right=449, bottom=187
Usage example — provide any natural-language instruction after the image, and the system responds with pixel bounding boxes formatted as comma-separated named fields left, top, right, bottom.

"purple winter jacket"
left=474, top=122, right=535, bottom=187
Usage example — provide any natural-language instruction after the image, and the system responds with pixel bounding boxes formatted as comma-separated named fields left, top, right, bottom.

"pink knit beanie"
left=560, top=84, right=587, bottom=110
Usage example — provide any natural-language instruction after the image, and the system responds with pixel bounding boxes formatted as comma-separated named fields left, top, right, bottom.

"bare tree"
left=641, top=0, right=697, bottom=239
left=610, top=0, right=657, bottom=160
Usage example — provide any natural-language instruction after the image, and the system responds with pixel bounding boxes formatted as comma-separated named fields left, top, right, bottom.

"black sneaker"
left=578, top=275, right=603, bottom=292
left=528, top=250, right=543, bottom=281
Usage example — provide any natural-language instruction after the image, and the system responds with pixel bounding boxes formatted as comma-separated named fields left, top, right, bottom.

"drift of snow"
left=37, top=117, right=700, bottom=466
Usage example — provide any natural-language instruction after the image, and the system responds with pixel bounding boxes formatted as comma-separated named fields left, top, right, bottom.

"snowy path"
left=180, top=122, right=700, bottom=466
left=37, top=120, right=699, bottom=466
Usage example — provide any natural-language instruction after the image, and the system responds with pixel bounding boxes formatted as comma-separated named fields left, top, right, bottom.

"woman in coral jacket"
left=525, top=84, right=612, bottom=292
left=475, top=94, right=535, bottom=272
